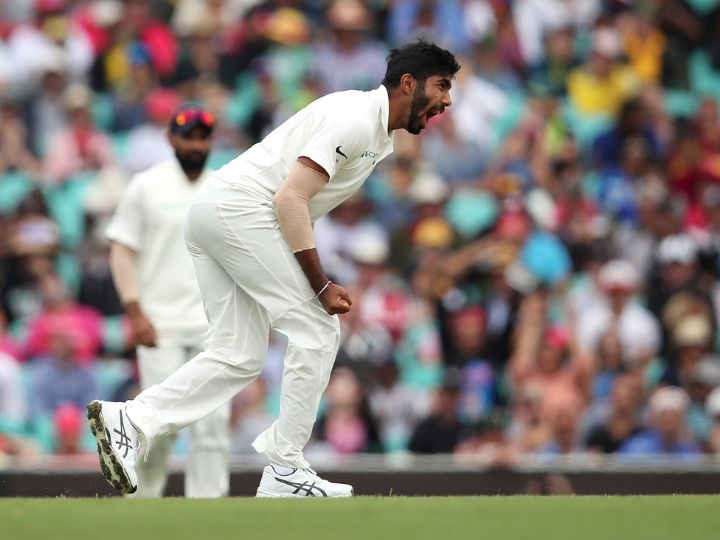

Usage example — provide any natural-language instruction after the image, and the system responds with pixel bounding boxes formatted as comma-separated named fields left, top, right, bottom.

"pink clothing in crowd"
left=24, top=305, right=102, bottom=363
left=44, top=128, right=114, bottom=183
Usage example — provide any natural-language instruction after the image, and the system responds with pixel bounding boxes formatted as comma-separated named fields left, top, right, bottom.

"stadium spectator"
left=4, top=0, right=94, bottom=90
left=683, top=355, right=720, bottom=446
left=663, top=314, right=715, bottom=390
left=21, top=46, right=69, bottom=157
left=567, top=26, right=639, bottom=117
left=706, top=387, right=720, bottom=454
left=513, top=0, right=599, bottom=67
left=120, top=0, right=179, bottom=80
left=422, top=112, right=490, bottom=187
left=52, top=403, right=87, bottom=455
left=106, top=43, right=159, bottom=132
left=314, top=194, right=387, bottom=287
left=648, top=235, right=715, bottom=339
left=584, top=373, right=643, bottom=453
left=528, top=27, right=579, bottom=98
left=336, top=236, right=396, bottom=368
left=509, top=294, right=591, bottom=417
left=655, top=0, right=705, bottom=89
left=314, top=367, right=382, bottom=454
left=576, top=259, right=661, bottom=370
left=0, top=100, right=42, bottom=177
left=23, top=273, right=102, bottom=363
left=230, top=377, right=275, bottom=455
left=587, top=329, right=625, bottom=406
left=123, top=87, right=179, bottom=173
left=537, top=399, right=584, bottom=455
left=442, top=53, right=509, bottom=149
left=388, top=0, right=470, bottom=55
left=619, top=386, right=700, bottom=456
left=618, top=9, right=666, bottom=86
left=408, top=376, right=463, bottom=454
left=44, top=83, right=115, bottom=184
left=0, top=351, right=25, bottom=429
left=27, top=328, right=99, bottom=422
left=311, top=0, right=387, bottom=94
left=369, top=360, right=430, bottom=452
left=1, top=191, right=59, bottom=325
left=0, top=312, right=20, bottom=360
left=592, top=97, right=662, bottom=170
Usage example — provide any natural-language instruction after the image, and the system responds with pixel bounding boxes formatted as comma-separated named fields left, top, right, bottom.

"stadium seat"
left=0, top=171, right=34, bottom=215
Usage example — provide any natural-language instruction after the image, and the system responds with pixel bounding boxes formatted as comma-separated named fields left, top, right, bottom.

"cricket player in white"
left=88, top=40, right=459, bottom=497
left=105, top=106, right=230, bottom=498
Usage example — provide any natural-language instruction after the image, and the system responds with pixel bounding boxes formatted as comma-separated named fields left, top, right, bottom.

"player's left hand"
left=319, top=282, right=352, bottom=315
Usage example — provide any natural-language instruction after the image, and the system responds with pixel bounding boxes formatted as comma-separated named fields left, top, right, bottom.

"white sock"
left=271, top=463, right=295, bottom=476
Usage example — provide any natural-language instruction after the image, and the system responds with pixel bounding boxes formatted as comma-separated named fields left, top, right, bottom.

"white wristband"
left=316, top=280, right=332, bottom=298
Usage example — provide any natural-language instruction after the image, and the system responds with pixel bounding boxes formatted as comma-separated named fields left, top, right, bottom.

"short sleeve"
left=106, top=174, right=145, bottom=250
left=298, top=113, right=372, bottom=179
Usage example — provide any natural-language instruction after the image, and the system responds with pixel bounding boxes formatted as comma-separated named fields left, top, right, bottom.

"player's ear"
left=399, top=73, right=416, bottom=96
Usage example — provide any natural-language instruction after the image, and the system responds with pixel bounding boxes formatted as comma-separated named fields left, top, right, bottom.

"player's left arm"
left=272, top=157, right=352, bottom=315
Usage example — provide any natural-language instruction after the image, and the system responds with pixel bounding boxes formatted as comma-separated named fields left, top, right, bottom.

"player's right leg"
left=125, top=245, right=270, bottom=447
left=89, top=235, right=271, bottom=495
left=87, top=399, right=140, bottom=494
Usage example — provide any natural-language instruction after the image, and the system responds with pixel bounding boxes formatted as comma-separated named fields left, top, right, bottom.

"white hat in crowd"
left=407, top=166, right=448, bottom=205
left=348, top=229, right=389, bottom=266
left=649, top=386, right=689, bottom=415
left=656, top=234, right=697, bottom=265
left=672, top=314, right=713, bottom=349
left=597, top=259, right=640, bottom=292
left=706, top=387, right=720, bottom=417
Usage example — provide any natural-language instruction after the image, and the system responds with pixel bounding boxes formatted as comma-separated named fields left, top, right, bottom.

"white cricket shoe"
left=87, top=400, right=139, bottom=494
left=256, top=465, right=354, bottom=498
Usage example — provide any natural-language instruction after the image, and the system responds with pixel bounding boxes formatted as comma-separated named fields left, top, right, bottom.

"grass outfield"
left=2, top=496, right=718, bottom=540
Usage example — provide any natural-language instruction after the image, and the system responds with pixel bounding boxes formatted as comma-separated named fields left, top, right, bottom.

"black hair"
left=382, top=39, right=460, bottom=88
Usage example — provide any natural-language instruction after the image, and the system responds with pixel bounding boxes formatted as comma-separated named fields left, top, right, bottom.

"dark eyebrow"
left=438, top=78, right=452, bottom=89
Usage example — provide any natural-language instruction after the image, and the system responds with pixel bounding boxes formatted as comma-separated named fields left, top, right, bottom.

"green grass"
left=1, top=496, right=718, bottom=540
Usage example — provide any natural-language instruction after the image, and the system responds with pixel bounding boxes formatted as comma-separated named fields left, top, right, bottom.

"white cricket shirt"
left=106, top=159, right=208, bottom=335
left=212, top=85, right=395, bottom=221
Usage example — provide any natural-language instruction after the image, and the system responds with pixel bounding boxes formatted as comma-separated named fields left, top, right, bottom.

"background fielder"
left=106, top=105, right=230, bottom=498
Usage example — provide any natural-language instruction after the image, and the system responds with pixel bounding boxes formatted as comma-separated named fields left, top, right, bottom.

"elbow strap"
left=272, top=161, right=328, bottom=253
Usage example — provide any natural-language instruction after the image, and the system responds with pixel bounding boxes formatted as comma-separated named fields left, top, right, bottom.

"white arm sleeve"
left=298, top=113, right=373, bottom=180
left=272, top=161, right=329, bottom=253
left=109, top=242, right=140, bottom=304
left=106, top=173, right=144, bottom=250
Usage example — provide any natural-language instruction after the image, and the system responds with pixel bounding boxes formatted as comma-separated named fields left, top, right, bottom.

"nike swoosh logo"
left=336, top=146, right=348, bottom=159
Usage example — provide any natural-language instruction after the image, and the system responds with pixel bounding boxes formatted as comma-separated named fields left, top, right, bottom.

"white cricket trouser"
left=126, top=177, right=340, bottom=470
left=133, top=342, right=231, bottom=498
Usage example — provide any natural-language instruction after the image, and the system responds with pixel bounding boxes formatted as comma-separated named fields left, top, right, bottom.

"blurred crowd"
left=3, top=0, right=720, bottom=465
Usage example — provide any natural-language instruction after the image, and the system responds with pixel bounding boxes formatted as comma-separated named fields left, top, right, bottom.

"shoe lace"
left=302, top=468, right=319, bottom=479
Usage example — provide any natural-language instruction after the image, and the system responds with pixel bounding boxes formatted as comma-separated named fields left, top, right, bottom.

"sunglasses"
left=173, top=109, right=215, bottom=128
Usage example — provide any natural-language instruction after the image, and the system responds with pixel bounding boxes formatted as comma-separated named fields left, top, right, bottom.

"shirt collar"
left=170, top=157, right=210, bottom=184
left=375, top=84, right=391, bottom=137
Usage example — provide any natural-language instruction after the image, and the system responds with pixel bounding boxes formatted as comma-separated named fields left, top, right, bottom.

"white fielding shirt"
left=106, top=159, right=209, bottom=335
left=212, top=85, right=395, bottom=221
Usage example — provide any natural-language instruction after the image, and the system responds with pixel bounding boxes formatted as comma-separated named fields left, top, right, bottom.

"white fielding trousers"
left=126, top=177, right=340, bottom=470
left=132, top=342, right=231, bottom=498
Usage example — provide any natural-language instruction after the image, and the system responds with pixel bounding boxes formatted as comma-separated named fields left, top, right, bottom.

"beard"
left=175, top=149, right=209, bottom=174
left=406, top=82, right=431, bottom=135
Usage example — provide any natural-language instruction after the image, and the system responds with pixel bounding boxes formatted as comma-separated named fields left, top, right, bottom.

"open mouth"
left=422, top=107, right=444, bottom=128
